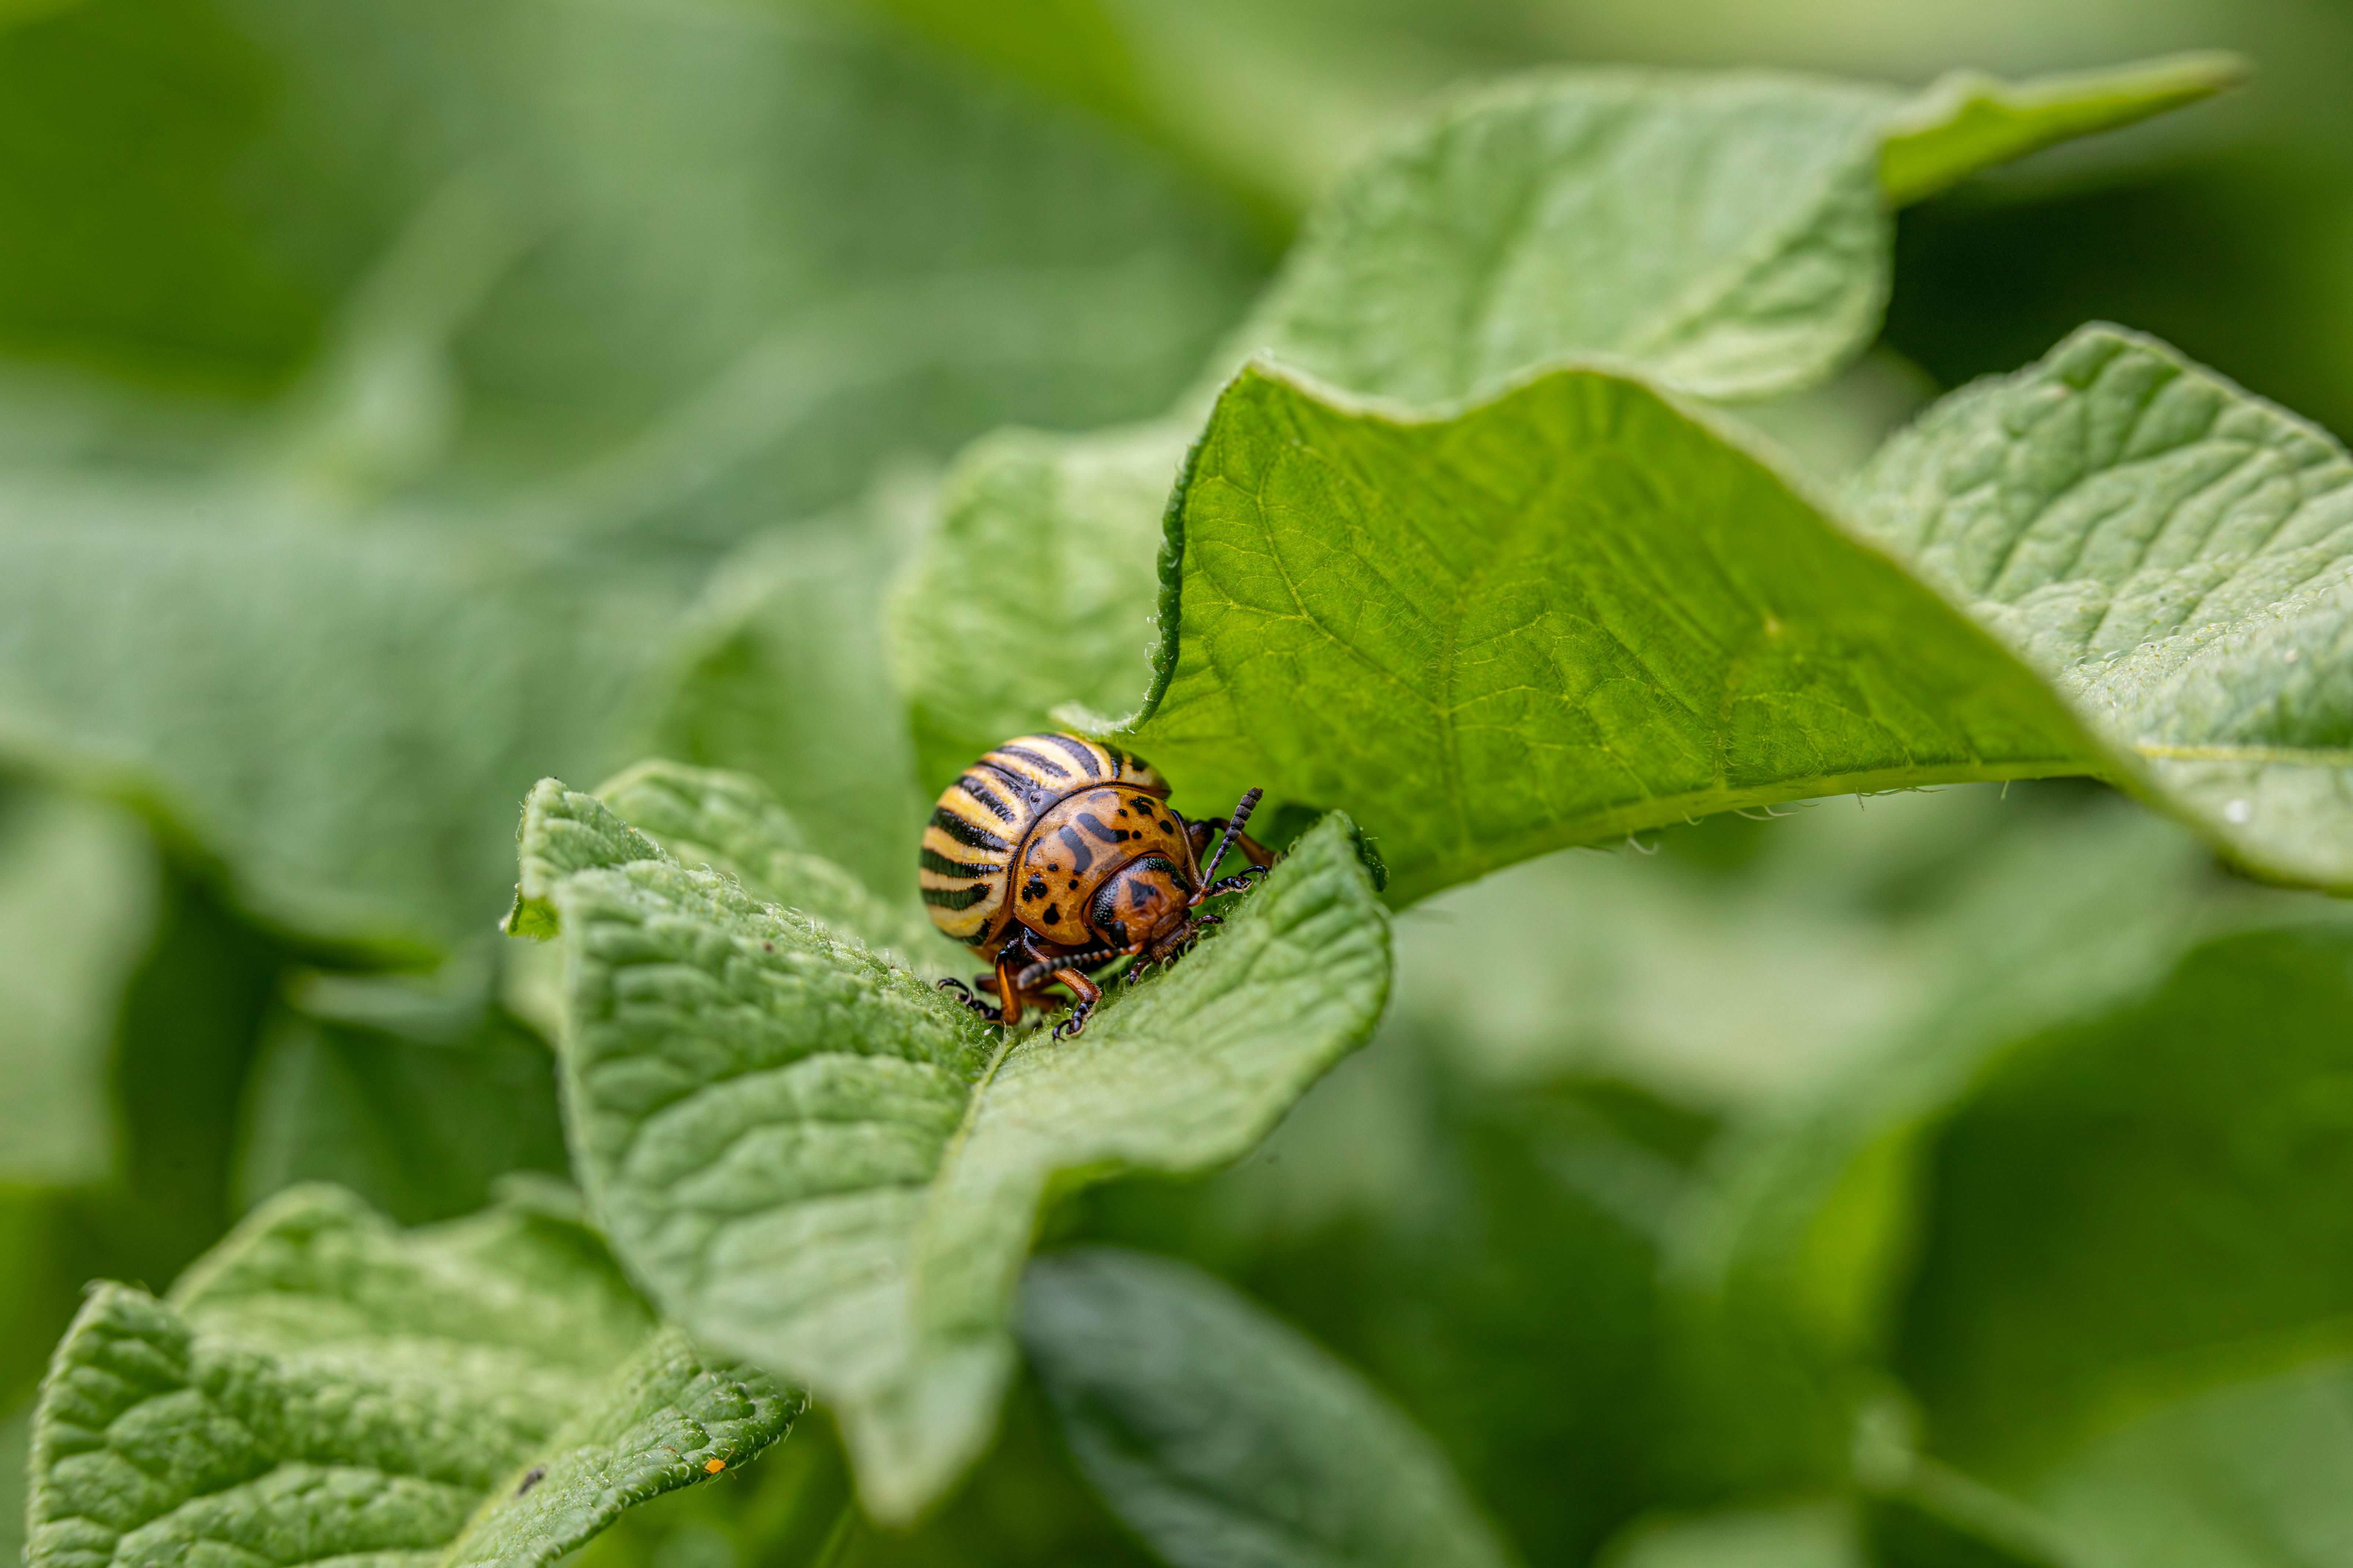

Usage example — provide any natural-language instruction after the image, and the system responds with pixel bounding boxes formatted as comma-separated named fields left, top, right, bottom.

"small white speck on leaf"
left=2285, top=648, right=2300, bottom=663
left=2225, top=798, right=2253, bottom=824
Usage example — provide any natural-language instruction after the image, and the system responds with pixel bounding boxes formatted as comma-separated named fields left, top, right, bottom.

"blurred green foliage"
left=8, top=0, right=2353, bottom=1565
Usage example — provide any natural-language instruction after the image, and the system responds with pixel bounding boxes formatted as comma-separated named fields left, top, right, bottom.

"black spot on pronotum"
left=1023, top=877, right=1048, bottom=901
left=1044, top=905, right=1061, bottom=924
left=1055, top=825, right=1096, bottom=874
left=517, top=1467, right=546, bottom=1496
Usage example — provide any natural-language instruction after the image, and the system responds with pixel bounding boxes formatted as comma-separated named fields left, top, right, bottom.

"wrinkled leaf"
left=888, top=56, right=2232, bottom=796
left=1228, top=60, right=2236, bottom=406
left=442, top=1328, right=804, bottom=1568
left=516, top=776, right=1389, bottom=1521
left=1118, top=361, right=2094, bottom=905
left=1020, top=1248, right=1514, bottom=1568
left=21, top=1184, right=792, bottom=1568
left=590, top=760, right=935, bottom=964
left=1851, top=324, right=2353, bottom=891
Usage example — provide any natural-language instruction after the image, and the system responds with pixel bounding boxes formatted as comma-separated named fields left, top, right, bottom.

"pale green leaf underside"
left=1021, top=1249, right=1513, bottom=1568
left=1120, top=362, right=2098, bottom=906
left=1228, top=58, right=2231, bottom=408
left=1878, top=52, right=2248, bottom=208
left=24, top=1186, right=790, bottom=1568
left=1850, top=325, right=2353, bottom=889
left=517, top=777, right=1389, bottom=1521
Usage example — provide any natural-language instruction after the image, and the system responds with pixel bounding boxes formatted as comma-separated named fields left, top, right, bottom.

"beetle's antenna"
left=1198, top=788, right=1263, bottom=897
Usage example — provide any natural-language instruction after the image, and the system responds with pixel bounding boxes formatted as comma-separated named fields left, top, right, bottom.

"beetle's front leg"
left=1049, top=968, right=1105, bottom=1040
left=937, top=977, right=1002, bottom=1022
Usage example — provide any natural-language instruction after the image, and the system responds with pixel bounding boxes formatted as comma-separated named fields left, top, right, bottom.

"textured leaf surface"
left=518, top=779, right=1389, bottom=1521
left=1852, top=326, right=2353, bottom=890
left=21, top=1184, right=794, bottom=1568
left=1020, top=1248, right=1514, bottom=1568
left=589, top=760, right=935, bottom=962
left=887, top=57, right=2229, bottom=798
left=441, top=1328, right=803, bottom=1568
left=1227, top=60, right=2232, bottom=406
left=1119, top=362, right=2093, bottom=905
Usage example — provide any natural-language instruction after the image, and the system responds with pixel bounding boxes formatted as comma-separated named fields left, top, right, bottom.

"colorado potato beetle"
left=921, top=733, right=1274, bottom=1038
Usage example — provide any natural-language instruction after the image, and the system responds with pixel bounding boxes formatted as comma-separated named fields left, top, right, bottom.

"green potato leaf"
left=1119, top=361, right=2094, bottom=906
left=1019, top=1248, right=1515, bottom=1568
left=1228, top=57, right=2238, bottom=407
left=889, top=420, right=1192, bottom=791
left=513, top=774, right=1390, bottom=1521
left=890, top=56, right=2235, bottom=802
left=22, top=1183, right=796, bottom=1568
left=0, top=492, right=688, bottom=955
left=1850, top=324, right=2353, bottom=891
left=1877, top=53, right=2249, bottom=209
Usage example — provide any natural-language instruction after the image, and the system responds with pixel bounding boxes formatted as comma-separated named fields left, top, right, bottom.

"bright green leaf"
left=1117, top=361, right=2095, bottom=905
left=887, top=57, right=2233, bottom=796
left=1879, top=53, right=2248, bottom=209
left=516, top=778, right=1389, bottom=1521
left=1850, top=324, right=2353, bottom=892
left=1019, top=1248, right=1515, bottom=1568
left=23, top=1183, right=795, bottom=1568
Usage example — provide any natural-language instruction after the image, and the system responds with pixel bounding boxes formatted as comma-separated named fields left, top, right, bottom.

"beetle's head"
left=1088, top=854, right=1192, bottom=951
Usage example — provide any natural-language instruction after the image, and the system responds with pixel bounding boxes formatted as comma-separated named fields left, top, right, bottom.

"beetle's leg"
left=936, top=977, right=1002, bottom=1023
left=1199, top=868, right=1267, bottom=900
left=1049, top=969, right=1105, bottom=1039
left=1194, top=788, right=1265, bottom=898
left=993, top=950, right=1028, bottom=1028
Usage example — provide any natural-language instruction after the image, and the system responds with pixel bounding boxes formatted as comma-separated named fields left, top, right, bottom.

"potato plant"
left=3, top=6, right=2349, bottom=1567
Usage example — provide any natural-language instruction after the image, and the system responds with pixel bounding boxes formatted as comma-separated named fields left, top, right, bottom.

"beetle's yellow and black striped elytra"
left=922, top=733, right=1274, bottom=1038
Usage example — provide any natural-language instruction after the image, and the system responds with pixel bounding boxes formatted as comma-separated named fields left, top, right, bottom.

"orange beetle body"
left=920, top=733, right=1271, bottom=1037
